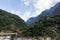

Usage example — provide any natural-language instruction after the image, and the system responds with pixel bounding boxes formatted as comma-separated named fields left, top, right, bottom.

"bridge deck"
left=0, top=33, right=17, bottom=35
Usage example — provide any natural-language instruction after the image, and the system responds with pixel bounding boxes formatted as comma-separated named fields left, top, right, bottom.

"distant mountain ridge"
left=26, top=2, right=60, bottom=25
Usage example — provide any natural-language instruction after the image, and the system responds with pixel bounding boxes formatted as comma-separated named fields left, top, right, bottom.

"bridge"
left=0, top=33, right=17, bottom=36
left=0, top=33, right=17, bottom=40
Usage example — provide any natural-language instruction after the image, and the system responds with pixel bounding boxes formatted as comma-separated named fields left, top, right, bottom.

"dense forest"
left=0, top=9, right=27, bottom=33
left=22, top=15, right=60, bottom=38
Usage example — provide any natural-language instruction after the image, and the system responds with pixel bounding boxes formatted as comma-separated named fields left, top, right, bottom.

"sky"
left=0, top=0, right=60, bottom=21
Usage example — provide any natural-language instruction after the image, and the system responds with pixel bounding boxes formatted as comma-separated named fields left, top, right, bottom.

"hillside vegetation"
left=0, top=9, right=60, bottom=40
left=22, top=15, right=60, bottom=38
left=0, top=9, right=27, bottom=33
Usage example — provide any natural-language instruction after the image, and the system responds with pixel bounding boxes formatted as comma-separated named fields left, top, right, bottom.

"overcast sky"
left=0, top=0, right=60, bottom=21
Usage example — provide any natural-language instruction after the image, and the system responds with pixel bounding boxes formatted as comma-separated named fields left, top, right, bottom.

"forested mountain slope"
left=0, top=9, right=27, bottom=32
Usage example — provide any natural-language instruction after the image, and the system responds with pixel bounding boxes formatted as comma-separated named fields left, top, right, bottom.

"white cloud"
left=32, top=0, right=53, bottom=16
left=19, top=11, right=31, bottom=21
left=53, top=0, right=60, bottom=3
left=32, top=0, right=60, bottom=17
left=11, top=11, right=31, bottom=21
left=11, top=11, right=21, bottom=16
left=10, top=0, right=60, bottom=22
left=32, top=10, right=42, bottom=17
left=22, top=0, right=54, bottom=20
left=24, top=0, right=30, bottom=6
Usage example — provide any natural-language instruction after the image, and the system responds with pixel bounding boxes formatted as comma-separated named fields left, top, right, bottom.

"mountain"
left=26, top=17, right=37, bottom=25
left=0, top=9, right=27, bottom=32
left=21, top=2, right=60, bottom=39
left=26, top=2, right=60, bottom=25
left=24, top=2, right=60, bottom=38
